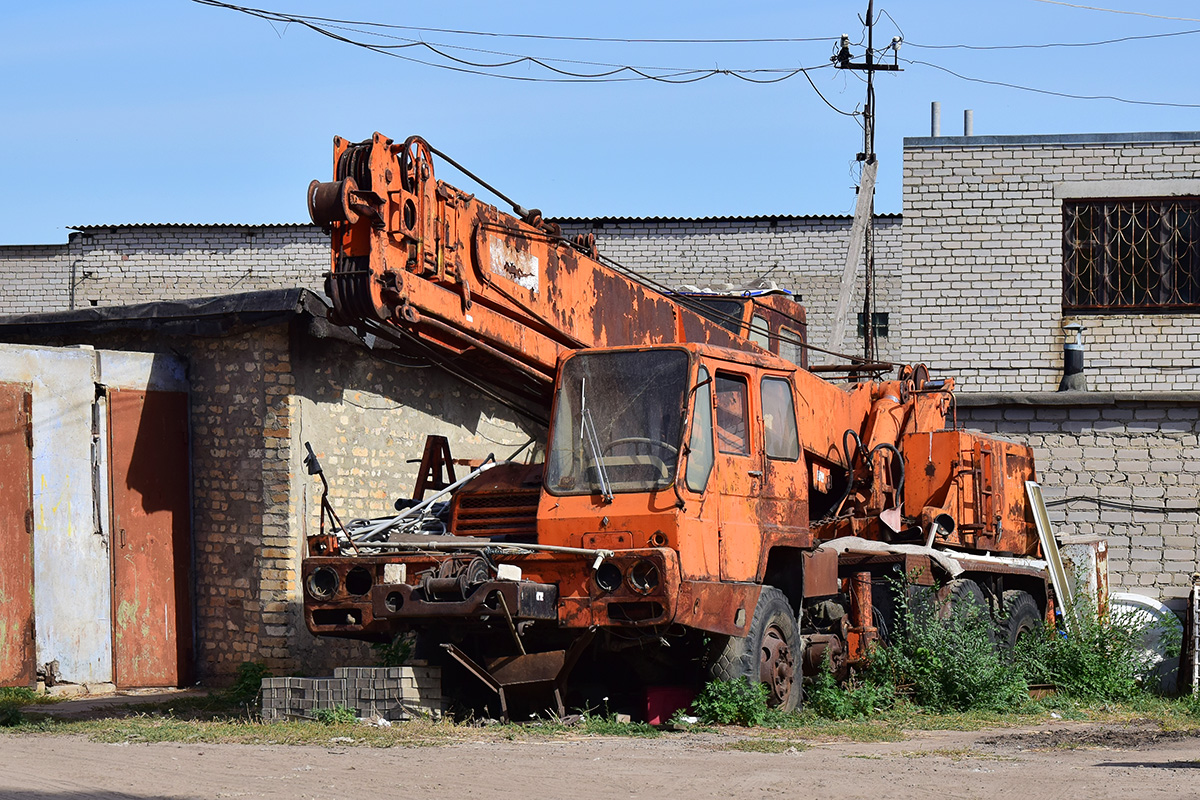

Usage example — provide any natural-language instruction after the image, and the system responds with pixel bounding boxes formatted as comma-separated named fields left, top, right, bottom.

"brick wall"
left=901, top=132, right=1200, bottom=392
left=960, top=395, right=1200, bottom=607
left=558, top=216, right=902, bottom=364
left=186, top=327, right=332, bottom=677
left=0, top=245, right=70, bottom=313
left=0, top=225, right=327, bottom=314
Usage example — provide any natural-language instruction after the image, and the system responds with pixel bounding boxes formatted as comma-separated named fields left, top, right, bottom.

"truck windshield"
left=546, top=350, right=689, bottom=496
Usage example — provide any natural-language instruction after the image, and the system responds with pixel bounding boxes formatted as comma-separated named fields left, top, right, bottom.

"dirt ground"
left=2, top=722, right=1199, bottom=800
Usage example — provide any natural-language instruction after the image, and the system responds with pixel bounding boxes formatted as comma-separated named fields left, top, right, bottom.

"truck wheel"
left=707, top=587, right=801, bottom=712
left=999, top=590, right=1042, bottom=649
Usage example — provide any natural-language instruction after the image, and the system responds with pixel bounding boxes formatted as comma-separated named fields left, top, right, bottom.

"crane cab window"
left=749, top=314, right=771, bottom=351
left=714, top=373, right=750, bottom=456
left=779, top=326, right=804, bottom=367
left=761, top=377, right=799, bottom=461
left=685, top=367, right=715, bottom=492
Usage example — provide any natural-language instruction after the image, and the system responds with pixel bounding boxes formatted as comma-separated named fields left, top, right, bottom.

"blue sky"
left=3, top=1, right=1198, bottom=245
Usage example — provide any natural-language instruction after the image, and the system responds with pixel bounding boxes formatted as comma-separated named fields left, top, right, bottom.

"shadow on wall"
left=285, top=598, right=374, bottom=676
left=293, top=335, right=546, bottom=460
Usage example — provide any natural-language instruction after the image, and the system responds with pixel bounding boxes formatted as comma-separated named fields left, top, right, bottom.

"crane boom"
left=308, top=133, right=765, bottom=400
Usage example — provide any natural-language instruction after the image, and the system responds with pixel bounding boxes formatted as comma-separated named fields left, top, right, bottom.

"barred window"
left=1063, top=198, right=1200, bottom=312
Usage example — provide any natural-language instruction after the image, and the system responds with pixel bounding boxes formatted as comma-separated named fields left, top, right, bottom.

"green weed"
left=311, top=705, right=359, bottom=725
left=872, top=583, right=1030, bottom=713
left=723, top=738, right=805, bottom=753
left=371, top=632, right=415, bottom=668
left=224, top=661, right=271, bottom=711
left=1013, top=601, right=1165, bottom=701
left=806, top=661, right=895, bottom=720
left=692, top=678, right=770, bottom=727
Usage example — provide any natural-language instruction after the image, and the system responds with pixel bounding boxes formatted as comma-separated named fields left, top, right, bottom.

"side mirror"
left=304, top=442, right=323, bottom=476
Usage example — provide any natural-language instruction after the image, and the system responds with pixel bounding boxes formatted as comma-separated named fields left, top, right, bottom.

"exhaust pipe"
left=1059, top=322, right=1086, bottom=391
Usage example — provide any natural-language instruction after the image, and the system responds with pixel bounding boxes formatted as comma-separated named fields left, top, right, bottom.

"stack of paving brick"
left=260, top=665, right=445, bottom=721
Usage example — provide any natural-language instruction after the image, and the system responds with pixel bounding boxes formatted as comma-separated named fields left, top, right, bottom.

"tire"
left=935, top=578, right=997, bottom=644
left=998, top=590, right=1042, bottom=650
left=707, top=586, right=802, bottom=712
left=940, top=578, right=988, bottom=618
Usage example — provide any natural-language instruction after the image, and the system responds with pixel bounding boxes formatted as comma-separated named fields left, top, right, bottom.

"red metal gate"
left=108, top=389, right=194, bottom=688
left=0, top=383, right=34, bottom=687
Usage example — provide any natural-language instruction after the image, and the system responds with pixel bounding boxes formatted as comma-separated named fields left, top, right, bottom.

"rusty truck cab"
left=537, top=342, right=811, bottom=636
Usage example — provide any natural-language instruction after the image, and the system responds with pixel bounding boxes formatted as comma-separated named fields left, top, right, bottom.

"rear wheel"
left=707, top=586, right=801, bottom=712
left=999, top=590, right=1042, bottom=649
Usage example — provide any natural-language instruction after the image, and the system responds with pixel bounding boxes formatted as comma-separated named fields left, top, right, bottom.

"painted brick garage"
left=0, top=290, right=541, bottom=682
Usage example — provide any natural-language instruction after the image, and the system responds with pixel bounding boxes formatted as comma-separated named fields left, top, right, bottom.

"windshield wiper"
left=580, top=377, right=614, bottom=503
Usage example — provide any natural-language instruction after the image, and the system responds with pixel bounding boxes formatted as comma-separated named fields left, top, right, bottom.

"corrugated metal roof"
left=68, top=223, right=316, bottom=231
left=550, top=213, right=902, bottom=224
left=0, top=288, right=327, bottom=340
left=69, top=213, right=902, bottom=231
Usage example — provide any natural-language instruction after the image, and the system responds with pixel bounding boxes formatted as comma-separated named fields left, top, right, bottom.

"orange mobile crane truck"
left=301, top=133, right=1051, bottom=719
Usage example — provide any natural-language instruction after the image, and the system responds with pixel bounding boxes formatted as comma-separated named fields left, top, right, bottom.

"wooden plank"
left=829, top=160, right=877, bottom=356
left=1026, top=481, right=1076, bottom=634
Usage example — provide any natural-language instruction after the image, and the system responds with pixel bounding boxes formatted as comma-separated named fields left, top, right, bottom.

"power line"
left=192, top=0, right=838, bottom=44
left=904, top=57, right=1200, bottom=109
left=305, top=15, right=823, bottom=76
left=1028, top=0, right=1200, bottom=23
left=194, top=0, right=862, bottom=110
left=906, top=27, right=1200, bottom=50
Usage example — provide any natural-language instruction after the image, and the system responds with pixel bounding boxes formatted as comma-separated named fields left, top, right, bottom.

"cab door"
left=712, top=370, right=763, bottom=581
left=759, top=375, right=808, bottom=535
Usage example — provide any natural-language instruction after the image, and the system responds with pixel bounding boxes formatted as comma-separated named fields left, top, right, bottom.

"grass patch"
left=5, top=713, right=471, bottom=747
left=3, top=697, right=1200, bottom=747
left=0, top=688, right=57, bottom=705
left=579, top=714, right=661, bottom=738
left=898, top=747, right=1016, bottom=761
left=723, top=738, right=806, bottom=753
left=0, top=687, right=61, bottom=728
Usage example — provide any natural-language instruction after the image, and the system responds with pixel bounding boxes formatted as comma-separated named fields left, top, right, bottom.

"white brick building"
left=901, top=131, right=1200, bottom=392
left=900, top=131, right=1200, bottom=604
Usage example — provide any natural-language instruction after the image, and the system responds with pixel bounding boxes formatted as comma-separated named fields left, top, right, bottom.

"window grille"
left=1063, top=198, right=1200, bottom=312
left=856, top=312, right=889, bottom=338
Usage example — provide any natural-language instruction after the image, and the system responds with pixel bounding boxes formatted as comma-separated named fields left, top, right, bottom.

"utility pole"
left=832, top=1, right=900, bottom=366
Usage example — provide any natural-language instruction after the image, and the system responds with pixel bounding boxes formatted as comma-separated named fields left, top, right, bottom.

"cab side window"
left=714, top=373, right=750, bottom=456
left=779, top=325, right=804, bottom=367
left=749, top=314, right=771, bottom=351
left=685, top=367, right=715, bottom=492
left=761, top=376, right=799, bottom=461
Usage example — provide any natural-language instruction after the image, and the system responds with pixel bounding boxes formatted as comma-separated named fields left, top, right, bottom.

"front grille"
left=453, top=489, right=539, bottom=538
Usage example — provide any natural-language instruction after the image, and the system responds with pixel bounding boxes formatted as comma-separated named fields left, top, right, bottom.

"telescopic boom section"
left=308, top=132, right=755, bottom=398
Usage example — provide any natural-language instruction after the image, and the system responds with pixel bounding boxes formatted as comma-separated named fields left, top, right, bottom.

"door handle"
left=747, top=470, right=762, bottom=478
left=119, top=528, right=126, bottom=548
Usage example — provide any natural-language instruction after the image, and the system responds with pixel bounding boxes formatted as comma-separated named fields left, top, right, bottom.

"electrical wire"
left=305, top=14, right=815, bottom=76
left=903, top=57, right=1200, bottom=109
left=1045, top=495, right=1200, bottom=515
left=194, top=0, right=857, bottom=99
left=192, top=0, right=838, bottom=44
left=906, top=27, right=1200, bottom=50
left=1028, top=0, right=1200, bottom=23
